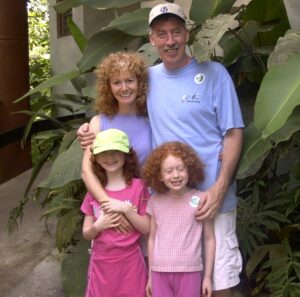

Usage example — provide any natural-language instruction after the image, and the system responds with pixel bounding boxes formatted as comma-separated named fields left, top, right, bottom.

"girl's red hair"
left=142, top=142, right=205, bottom=193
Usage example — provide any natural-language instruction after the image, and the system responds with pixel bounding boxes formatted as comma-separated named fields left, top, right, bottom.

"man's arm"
left=77, top=122, right=95, bottom=149
left=196, top=128, right=243, bottom=220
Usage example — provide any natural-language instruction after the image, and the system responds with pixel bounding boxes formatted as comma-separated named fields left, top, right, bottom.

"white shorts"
left=212, top=210, right=242, bottom=291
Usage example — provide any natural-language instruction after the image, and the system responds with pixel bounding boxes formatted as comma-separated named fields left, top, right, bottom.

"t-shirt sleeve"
left=80, top=192, right=94, bottom=216
left=213, top=65, right=244, bottom=136
left=146, top=194, right=155, bottom=216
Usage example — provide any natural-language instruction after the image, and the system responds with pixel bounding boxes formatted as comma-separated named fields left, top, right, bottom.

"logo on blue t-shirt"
left=194, top=73, right=205, bottom=84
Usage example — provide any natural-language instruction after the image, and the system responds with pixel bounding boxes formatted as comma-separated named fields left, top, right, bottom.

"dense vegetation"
left=10, top=0, right=300, bottom=296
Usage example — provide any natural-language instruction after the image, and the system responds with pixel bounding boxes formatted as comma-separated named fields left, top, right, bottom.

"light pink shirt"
left=147, top=189, right=203, bottom=272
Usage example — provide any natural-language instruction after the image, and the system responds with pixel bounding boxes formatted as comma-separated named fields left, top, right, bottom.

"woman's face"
left=109, top=71, right=139, bottom=111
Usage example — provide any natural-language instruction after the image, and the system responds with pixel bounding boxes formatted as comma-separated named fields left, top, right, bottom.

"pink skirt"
left=85, top=246, right=147, bottom=297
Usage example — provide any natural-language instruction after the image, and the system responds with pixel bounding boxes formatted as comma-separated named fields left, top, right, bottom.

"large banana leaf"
left=221, top=20, right=259, bottom=66
left=67, top=17, right=87, bottom=53
left=254, top=53, right=300, bottom=138
left=14, top=70, right=81, bottom=102
left=242, top=0, right=290, bottom=47
left=193, top=13, right=239, bottom=62
left=238, top=107, right=300, bottom=178
left=53, top=0, right=146, bottom=14
left=38, top=139, right=83, bottom=189
left=267, top=29, right=300, bottom=69
left=190, top=0, right=236, bottom=25
left=102, top=8, right=150, bottom=37
left=137, top=42, right=160, bottom=67
left=77, top=29, right=139, bottom=73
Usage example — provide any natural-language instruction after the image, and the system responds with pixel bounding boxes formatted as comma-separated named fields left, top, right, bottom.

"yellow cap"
left=92, top=129, right=130, bottom=155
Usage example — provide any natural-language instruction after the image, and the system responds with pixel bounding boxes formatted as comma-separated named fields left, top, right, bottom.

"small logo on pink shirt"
left=189, top=195, right=201, bottom=208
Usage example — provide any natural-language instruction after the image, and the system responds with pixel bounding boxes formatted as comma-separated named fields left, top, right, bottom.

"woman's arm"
left=202, top=219, right=215, bottom=297
left=101, top=200, right=150, bottom=234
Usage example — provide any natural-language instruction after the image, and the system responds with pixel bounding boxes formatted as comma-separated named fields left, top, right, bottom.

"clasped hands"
left=101, top=198, right=135, bottom=234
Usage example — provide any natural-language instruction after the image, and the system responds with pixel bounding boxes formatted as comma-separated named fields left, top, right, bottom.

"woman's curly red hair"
left=94, top=51, right=148, bottom=116
left=142, top=142, right=205, bottom=194
left=90, top=148, right=140, bottom=187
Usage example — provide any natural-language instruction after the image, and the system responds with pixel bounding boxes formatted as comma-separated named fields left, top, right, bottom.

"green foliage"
left=61, top=239, right=90, bottom=297
left=10, top=0, right=300, bottom=295
left=27, top=0, right=51, bottom=95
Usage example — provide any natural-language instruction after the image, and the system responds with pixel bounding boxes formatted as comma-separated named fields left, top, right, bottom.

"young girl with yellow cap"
left=81, top=128, right=150, bottom=297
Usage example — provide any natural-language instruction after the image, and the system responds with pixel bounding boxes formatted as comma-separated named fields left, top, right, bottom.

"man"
left=78, top=3, right=244, bottom=297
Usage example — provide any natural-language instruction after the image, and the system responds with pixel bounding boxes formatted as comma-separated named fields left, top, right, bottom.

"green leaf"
left=246, top=245, right=269, bottom=277
left=190, top=0, right=236, bottom=25
left=193, top=13, right=239, bottom=62
left=137, top=42, right=160, bottom=67
left=254, top=53, right=300, bottom=138
left=238, top=108, right=300, bottom=178
left=53, top=0, right=145, bottom=13
left=14, top=70, right=81, bottom=102
left=78, top=29, right=138, bottom=72
left=221, top=20, right=259, bottom=66
left=268, top=29, right=300, bottom=69
left=103, top=8, right=150, bottom=36
left=61, top=239, right=90, bottom=297
left=56, top=209, right=81, bottom=250
left=38, top=140, right=83, bottom=189
left=67, top=17, right=87, bottom=52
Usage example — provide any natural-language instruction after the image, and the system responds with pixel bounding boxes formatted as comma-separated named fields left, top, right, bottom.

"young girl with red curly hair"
left=142, top=141, right=215, bottom=297
left=81, top=129, right=150, bottom=297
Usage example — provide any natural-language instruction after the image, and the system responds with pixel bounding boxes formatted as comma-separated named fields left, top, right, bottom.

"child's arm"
left=82, top=212, right=121, bottom=240
left=101, top=199, right=150, bottom=234
left=146, top=216, right=156, bottom=297
left=81, top=115, right=114, bottom=203
left=202, top=219, right=215, bottom=297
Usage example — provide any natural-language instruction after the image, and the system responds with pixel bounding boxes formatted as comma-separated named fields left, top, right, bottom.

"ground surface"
left=0, top=163, right=65, bottom=297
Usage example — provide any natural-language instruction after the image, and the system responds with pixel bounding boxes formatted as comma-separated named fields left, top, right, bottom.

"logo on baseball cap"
left=91, top=129, right=130, bottom=155
left=149, top=3, right=187, bottom=26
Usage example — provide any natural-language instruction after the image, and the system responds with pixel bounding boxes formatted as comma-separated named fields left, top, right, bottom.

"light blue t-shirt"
left=147, top=58, right=244, bottom=212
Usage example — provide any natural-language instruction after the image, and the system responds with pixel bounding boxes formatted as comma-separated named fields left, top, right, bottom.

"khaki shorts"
left=212, top=210, right=242, bottom=291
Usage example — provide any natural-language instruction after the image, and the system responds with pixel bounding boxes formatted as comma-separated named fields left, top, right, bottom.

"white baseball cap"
left=149, top=3, right=186, bottom=26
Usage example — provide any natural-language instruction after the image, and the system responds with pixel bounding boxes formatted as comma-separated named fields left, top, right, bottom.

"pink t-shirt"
left=81, top=178, right=150, bottom=258
left=147, top=189, right=203, bottom=272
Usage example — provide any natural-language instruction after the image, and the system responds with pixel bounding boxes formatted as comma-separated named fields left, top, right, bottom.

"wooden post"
left=0, top=0, right=32, bottom=184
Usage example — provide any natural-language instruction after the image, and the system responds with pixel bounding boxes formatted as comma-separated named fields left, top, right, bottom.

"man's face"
left=149, top=17, right=190, bottom=70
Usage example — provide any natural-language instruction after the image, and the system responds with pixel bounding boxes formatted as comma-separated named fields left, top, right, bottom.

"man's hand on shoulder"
left=77, top=123, right=95, bottom=149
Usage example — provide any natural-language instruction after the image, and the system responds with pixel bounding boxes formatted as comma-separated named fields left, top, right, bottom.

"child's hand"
left=202, top=277, right=212, bottom=297
left=94, top=212, right=120, bottom=231
left=146, top=278, right=152, bottom=297
left=101, top=200, right=130, bottom=214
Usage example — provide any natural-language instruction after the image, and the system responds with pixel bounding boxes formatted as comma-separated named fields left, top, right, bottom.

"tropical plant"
left=9, top=0, right=300, bottom=296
